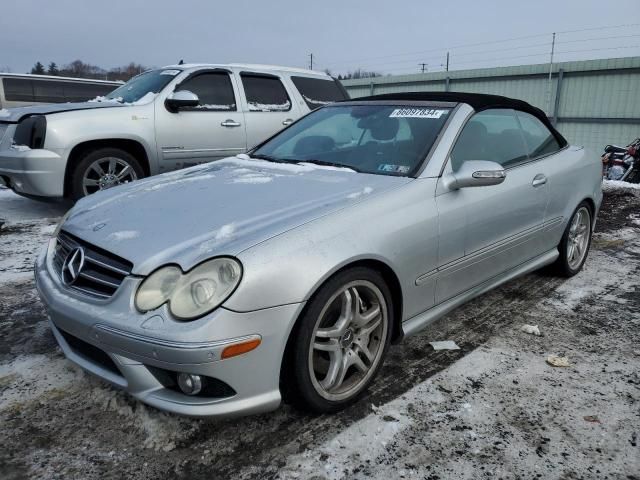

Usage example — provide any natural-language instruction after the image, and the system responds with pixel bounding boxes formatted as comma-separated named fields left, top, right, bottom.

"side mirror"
left=165, top=90, right=199, bottom=112
left=443, top=160, right=506, bottom=190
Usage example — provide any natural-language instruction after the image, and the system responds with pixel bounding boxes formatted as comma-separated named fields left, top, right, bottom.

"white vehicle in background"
left=0, top=64, right=348, bottom=200
left=0, top=73, right=120, bottom=109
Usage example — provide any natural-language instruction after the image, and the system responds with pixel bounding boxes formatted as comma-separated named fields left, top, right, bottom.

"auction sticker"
left=160, top=69, right=181, bottom=76
left=389, top=108, right=447, bottom=119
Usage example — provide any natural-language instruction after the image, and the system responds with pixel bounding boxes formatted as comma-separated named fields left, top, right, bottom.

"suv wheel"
left=70, top=147, right=144, bottom=200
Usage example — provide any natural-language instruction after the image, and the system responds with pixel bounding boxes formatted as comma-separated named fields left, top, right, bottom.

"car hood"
left=0, top=102, right=124, bottom=123
left=63, top=157, right=411, bottom=275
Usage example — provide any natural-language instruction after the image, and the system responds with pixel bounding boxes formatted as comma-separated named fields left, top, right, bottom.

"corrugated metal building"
left=341, top=56, right=640, bottom=152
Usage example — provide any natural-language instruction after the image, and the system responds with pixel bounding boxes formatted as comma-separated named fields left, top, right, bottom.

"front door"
left=434, top=109, right=549, bottom=303
left=155, top=70, right=247, bottom=172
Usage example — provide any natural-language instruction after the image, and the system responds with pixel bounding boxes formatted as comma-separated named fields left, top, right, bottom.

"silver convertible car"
left=35, top=92, right=602, bottom=417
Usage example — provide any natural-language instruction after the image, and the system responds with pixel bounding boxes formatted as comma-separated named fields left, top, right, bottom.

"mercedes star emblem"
left=61, top=247, right=85, bottom=286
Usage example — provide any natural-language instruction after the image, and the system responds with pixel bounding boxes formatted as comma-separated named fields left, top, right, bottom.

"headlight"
left=135, top=258, right=242, bottom=320
left=14, top=115, right=46, bottom=149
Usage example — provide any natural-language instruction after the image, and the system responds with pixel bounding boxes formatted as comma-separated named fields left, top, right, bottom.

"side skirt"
left=401, top=248, right=559, bottom=338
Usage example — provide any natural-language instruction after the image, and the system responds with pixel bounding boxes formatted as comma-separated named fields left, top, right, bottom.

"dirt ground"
left=0, top=184, right=638, bottom=480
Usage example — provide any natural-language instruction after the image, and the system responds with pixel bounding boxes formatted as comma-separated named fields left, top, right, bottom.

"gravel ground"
left=0, top=185, right=638, bottom=480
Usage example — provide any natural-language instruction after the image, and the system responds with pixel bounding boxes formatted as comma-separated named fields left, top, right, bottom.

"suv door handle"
left=532, top=174, right=547, bottom=187
left=221, top=119, right=241, bottom=127
left=282, top=118, right=294, bottom=126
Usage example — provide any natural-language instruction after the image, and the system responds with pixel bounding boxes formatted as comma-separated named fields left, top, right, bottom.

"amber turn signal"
left=221, top=338, right=261, bottom=359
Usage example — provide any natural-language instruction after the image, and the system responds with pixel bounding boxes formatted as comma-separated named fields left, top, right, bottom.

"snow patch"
left=11, top=144, right=31, bottom=152
left=247, top=100, right=290, bottom=112
left=89, top=95, right=123, bottom=104
left=0, top=109, right=10, bottom=118
left=347, top=186, right=374, bottom=199
left=106, top=230, right=139, bottom=241
left=215, top=223, right=235, bottom=240
left=232, top=173, right=274, bottom=184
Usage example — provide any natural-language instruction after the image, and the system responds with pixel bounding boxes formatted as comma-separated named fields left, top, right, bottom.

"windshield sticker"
left=378, top=164, right=410, bottom=174
left=389, top=108, right=447, bottom=119
left=160, top=69, right=181, bottom=76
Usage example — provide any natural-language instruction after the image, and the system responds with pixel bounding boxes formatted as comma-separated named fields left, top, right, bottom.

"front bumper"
left=0, top=147, right=66, bottom=198
left=35, top=240, right=304, bottom=418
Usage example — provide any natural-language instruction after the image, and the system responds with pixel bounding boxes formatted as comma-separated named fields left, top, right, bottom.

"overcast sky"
left=2, top=0, right=640, bottom=75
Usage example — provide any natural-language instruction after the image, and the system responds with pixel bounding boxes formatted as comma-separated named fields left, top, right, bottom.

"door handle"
left=282, top=118, right=294, bottom=126
left=221, top=119, right=241, bottom=127
left=532, top=174, right=547, bottom=187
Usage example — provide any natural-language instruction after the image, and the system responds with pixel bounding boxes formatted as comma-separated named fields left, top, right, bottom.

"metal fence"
left=341, top=56, right=640, bottom=153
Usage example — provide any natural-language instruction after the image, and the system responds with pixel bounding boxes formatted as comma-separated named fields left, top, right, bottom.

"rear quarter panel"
left=543, top=145, right=603, bottom=249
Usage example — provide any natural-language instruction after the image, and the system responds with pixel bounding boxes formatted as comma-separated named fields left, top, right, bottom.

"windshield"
left=105, top=68, right=181, bottom=103
left=252, top=104, right=452, bottom=176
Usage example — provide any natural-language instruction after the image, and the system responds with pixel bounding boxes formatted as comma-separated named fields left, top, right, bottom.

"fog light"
left=177, top=373, right=202, bottom=395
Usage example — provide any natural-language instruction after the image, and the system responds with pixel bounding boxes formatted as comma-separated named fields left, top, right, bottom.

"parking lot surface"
left=1, top=184, right=639, bottom=479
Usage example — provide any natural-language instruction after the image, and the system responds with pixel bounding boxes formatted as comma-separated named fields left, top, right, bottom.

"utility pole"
left=419, top=63, right=427, bottom=73
left=309, top=53, right=313, bottom=70
left=446, top=52, right=450, bottom=72
left=547, top=32, right=556, bottom=114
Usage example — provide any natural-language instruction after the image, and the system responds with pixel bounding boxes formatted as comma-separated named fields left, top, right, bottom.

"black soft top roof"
left=350, top=91, right=568, bottom=147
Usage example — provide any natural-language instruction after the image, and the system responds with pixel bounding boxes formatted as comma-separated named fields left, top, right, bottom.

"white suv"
left=0, top=64, right=348, bottom=200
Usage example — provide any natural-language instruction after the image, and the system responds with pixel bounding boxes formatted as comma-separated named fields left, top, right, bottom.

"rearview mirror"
left=165, top=90, right=200, bottom=112
left=443, top=160, right=506, bottom=190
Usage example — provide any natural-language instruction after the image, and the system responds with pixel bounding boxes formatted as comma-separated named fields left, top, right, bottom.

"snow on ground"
left=0, top=188, right=68, bottom=283
left=602, top=178, right=640, bottom=191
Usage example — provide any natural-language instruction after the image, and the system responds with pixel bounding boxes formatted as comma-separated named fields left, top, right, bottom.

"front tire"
left=553, top=201, right=593, bottom=277
left=70, top=147, right=144, bottom=200
left=288, top=267, right=393, bottom=413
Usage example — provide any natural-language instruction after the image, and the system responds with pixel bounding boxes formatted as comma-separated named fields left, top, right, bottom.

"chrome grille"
left=53, top=231, right=133, bottom=299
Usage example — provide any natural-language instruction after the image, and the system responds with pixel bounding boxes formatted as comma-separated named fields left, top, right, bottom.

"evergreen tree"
left=47, top=62, right=59, bottom=75
left=31, top=61, right=45, bottom=75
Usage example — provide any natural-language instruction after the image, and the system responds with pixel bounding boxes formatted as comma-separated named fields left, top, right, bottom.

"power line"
left=323, top=22, right=640, bottom=70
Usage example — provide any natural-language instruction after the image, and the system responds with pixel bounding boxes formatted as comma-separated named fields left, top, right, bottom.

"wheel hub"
left=340, top=328, right=355, bottom=348
left=98, top=173, right=118, bottom=189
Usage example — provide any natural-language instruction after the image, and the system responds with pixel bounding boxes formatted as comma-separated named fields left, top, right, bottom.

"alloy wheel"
left=567, top=206, right=591, bottom=270
left=308, top=280, right=388, bottom=401
left=82, top=157, right=138, bottom=195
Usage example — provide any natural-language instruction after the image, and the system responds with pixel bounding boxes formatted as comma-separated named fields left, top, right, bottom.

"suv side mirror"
left=443, top=160, right=506, bottom=190
left=165, top=90, right=200, bottom=112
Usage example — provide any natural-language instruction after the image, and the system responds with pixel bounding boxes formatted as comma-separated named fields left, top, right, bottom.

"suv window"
left=291, top=76, right=347, bottom=110
left=176, top=72, right=237, bottom=111
left=240, top=74, right=291, bottom=112
left=32, top=80, right=65, bottom=103
left=3, top=78, right=33, bottom=102
left=451, top=108, right=528, bottom=170
left=64, top=82, right=114, bottom=102
left=3, top=78, right=115, bottom=103
left=516, top=110, right=561, bottom=158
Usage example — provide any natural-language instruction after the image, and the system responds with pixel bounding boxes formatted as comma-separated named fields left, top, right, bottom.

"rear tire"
left=552, top=201, right=593, bottom=277
left=70, top=147, right=144, bottom=200
left=287, top=267, right=393, bottom=413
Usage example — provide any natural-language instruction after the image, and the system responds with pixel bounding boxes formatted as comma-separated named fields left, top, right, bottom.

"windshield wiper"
left=297, top=159, right=361, bottom=173
left=250, top=154, right=296, bottom=164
